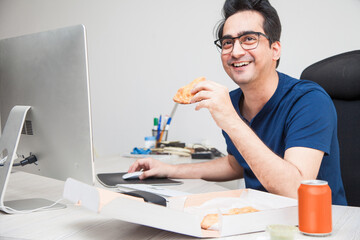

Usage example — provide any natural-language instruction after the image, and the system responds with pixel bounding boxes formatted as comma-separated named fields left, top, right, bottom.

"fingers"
left=190, top=80, right=227, bottom=108
left=127, top=158, right=152, bottom=173
left=194, top=99, right=211, bottom=111
left=127, top=160, right=139, bottom=172
left=190, top=80, right=222, bottom=104
left=128, top=158, right=168, bottom=180
left=139, top=168, right=163, bottom=180
left=191, top=80, right=216, bottom=95
left=190, top=90, right=211, bottom=104
left=138, top=172, right=146, bottom=180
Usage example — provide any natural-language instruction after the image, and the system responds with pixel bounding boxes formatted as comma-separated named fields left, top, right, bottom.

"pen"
left=153, top=117, right=158, bottom=137
left=158, top=103, right=177, bottom=143
left=165, top=117, right=172, bottom=130
left=156, top=115, right=162, bottom=141
left=160, top=117, right=172, bottom=142
left=170, top=103, right=178, bottom=120
left=159, top=116, right=169, bottom=143
left=162, top=116, right=168, bottom=131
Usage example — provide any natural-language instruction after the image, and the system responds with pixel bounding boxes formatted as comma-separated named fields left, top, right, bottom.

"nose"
left=231, top=39, right=246, bottom=58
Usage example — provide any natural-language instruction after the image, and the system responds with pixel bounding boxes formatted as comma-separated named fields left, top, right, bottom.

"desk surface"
left=1, top=156, right=360, bottom=240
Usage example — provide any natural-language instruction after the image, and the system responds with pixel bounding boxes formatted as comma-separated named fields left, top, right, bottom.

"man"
left=128, top=0, right=347, bottom=205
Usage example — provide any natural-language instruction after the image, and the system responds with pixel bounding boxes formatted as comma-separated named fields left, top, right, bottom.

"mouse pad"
left=97, top=172, right=183, bottom=188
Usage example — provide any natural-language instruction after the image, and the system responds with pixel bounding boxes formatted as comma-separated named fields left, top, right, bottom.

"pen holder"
left=152, top=129, right=168, bottom=142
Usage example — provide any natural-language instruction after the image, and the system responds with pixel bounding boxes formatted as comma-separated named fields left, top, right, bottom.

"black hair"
left=215, top=0, right=281, bottom=67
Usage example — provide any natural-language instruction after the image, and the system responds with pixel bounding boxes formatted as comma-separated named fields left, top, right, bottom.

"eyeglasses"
left=214, top=31, right=271, bottom=54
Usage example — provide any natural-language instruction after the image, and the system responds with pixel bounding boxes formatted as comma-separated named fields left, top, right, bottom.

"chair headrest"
left=300, top=50, right=360, bottom=100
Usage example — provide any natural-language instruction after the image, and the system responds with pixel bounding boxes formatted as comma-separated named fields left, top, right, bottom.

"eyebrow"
left=222, top=30, right=256, bottom=39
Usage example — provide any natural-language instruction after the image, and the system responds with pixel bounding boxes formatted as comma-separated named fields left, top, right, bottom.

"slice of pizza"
left=173, top=77, right=206, bottom=104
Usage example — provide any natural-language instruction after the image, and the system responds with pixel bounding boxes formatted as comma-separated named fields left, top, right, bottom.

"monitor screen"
left=0, top=25, right=95, bottom=187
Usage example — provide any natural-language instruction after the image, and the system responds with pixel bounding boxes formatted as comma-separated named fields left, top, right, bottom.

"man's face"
left=221, top=10, right=276, bottom=86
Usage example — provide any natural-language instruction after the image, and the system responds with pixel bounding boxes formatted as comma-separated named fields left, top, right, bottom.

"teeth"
left=233, top=62, right=250, bottom=67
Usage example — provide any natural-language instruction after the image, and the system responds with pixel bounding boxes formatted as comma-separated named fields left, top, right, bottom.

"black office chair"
left=300, top=50, right=360, bottom=207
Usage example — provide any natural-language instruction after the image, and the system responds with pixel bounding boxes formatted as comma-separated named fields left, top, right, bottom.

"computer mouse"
left=121, top=190, right=167, bottom=206
left=122, top=171, right=143, bottom=180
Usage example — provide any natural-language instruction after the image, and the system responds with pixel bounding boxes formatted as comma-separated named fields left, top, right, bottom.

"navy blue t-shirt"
left=222, top=72, right=347, bottom=205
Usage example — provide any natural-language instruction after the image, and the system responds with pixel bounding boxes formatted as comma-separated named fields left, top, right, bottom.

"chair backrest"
left=300, top=50, right=360, bottom=207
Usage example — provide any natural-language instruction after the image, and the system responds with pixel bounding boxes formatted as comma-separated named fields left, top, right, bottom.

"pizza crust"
left=173, top=77, right=206, bottom=104
left=200, top=206, right=259, bottom=230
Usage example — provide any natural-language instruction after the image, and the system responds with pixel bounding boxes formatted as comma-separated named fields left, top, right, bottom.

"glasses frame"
left=214, top=31, right=271, bottom=54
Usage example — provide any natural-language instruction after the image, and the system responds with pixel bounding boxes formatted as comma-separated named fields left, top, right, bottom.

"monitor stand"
left=0, top=106, right=66, bottom=213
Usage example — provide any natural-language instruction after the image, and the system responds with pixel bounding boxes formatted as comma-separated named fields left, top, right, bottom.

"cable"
left=0, top=162, right=22, bottom=167
left=2, top=198, right=64, bottom=214
left=0, top=154, right=38, bottom=167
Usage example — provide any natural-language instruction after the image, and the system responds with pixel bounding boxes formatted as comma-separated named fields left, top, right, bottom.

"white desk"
left=1, top=156, right=359, bottom=240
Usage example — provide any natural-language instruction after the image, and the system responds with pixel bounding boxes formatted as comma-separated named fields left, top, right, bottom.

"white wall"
left=273, top=0, right=360, bottom=77
left=1, top=0, right=359, bottom=159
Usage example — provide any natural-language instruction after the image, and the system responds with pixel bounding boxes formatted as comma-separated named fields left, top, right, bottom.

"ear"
left=271, top=41, right=281, bottom=61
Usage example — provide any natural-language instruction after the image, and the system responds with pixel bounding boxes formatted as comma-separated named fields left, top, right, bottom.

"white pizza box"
left=63, top=178, right=298, bottom=238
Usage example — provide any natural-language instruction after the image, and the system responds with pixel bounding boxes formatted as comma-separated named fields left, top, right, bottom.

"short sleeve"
left=284, top=90, right=337, bottom=155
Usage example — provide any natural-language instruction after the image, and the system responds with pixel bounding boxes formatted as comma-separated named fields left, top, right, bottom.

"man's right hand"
left=127, top=157, right=174, bottom=180
left=190, top=80, right=240, bottom=133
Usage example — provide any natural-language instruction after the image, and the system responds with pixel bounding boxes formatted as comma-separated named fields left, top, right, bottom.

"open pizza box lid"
left=63, top=178, right=298, bottom=238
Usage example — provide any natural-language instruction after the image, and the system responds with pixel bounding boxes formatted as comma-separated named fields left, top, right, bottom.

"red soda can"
left=298, top=180, right=332, bottom=236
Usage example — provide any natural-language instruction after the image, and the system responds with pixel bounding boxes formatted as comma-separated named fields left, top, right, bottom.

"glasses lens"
left=216, top=33, right=261, bottom=54
left=239, top=33, right=259, bottom=50
left=220, top=38, right=234, bottom=54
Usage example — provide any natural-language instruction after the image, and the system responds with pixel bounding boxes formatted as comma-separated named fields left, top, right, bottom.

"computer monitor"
left=0, top=25, right=95, bottom=213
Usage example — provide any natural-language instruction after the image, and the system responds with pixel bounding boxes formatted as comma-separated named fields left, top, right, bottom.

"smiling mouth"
left=232, top=61, right=251, bottom=67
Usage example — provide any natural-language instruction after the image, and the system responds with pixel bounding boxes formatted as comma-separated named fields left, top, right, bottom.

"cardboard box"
left=63, top=178, right=298, bottom=238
